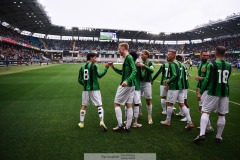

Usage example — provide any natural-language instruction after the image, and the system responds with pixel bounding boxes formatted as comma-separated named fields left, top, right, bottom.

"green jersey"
left=140, top=60, right=154, bottom=82
left=113, top=54, right=136, bottom=87
left=135, top=66, right=145, bottom=90
left=179, top=62, right=189, bottom=89
left=197, top=61, right=210, bottom=89
left=78, top=62, right=108, bottom=91
left=167, top=60, right=183, bottom=90
left=200, top=60, right=231, bottom=96
left=152, top=62, right=169, bottom=86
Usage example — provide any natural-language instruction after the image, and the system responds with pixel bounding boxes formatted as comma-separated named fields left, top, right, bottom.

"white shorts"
left=160, top=85, right=168, bottom=97
left=82, top=91, right=102, bottom=106
left=133, top=90, right=141, bottom=105
left=166, top=90, right=184, bottom=104
left=183, top=89, right=188, bottom=99
left=199, top=90, right=207, bottom=106
left=114, top=86, right=135, bottom=105
left=202, top=94, right=229, bottom=114
left=140, top=82, right=152, bottom=99
left=177, top=89, right=188, bottom=102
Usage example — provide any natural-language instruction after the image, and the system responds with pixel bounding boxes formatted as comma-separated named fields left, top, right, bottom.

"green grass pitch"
left=0, top=64, right=240, bottom=160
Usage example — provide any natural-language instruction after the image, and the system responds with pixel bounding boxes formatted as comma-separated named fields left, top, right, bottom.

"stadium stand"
left=0, top=0, right=240, bottom=65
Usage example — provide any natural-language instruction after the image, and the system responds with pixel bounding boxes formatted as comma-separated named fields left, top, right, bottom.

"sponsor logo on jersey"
left=201, top=68, right=206, bottom=72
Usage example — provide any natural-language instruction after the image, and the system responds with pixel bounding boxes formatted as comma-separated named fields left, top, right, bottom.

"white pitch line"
left=155, top=80, right=240, bottom=106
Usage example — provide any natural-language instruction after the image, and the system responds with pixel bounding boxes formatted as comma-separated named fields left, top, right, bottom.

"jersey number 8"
left=84, top=69, right=89, bottom=80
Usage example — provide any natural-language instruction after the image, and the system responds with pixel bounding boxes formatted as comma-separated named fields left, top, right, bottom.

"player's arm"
left=112, top=66, right=122, bottom=75
left=200, top=63, right=213, bottom=94
left=152, top=65, right=162, bottom=82
left=195, top=64, right=203, bottom=81
left=94, top=64, right=108, bottom=78
left=78, top=68, right=84, bottom=85
left=166, top=63, right=178, bottom=85
left=143, top=62, right=154, bottom=73
left=125, top=57, right=137, bottom=84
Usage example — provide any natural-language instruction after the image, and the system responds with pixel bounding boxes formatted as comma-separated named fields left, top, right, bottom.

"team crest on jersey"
left=201, top=68, right=206, bottom=72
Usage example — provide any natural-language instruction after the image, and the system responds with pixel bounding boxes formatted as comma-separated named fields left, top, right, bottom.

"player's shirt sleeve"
left=125, top=56, right=136, bottom=84
left=94, top=64, right=108, bottom=78
left=113, top=66, right=122, bottom=75
left=152, top=65, right=162, bottom=82
left=200, top=63, right=213, bottom=94
left=143, top=62, right=154, bottom=73
left=78, top=67, right=84, bottom=86
left=167, top=63, right=178, bottom=84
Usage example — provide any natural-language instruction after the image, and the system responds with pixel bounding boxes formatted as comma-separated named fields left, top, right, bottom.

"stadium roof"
left=1, top=0, right=240, bottom=41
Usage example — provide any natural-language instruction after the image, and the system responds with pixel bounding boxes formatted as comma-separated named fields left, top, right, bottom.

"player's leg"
left=179, top=103, right=194, bottom=128
left=193, top=111, right=209, bottom=143
left=124, top=87, right=135, bottom=130
left=139, top=82, right=144, bottom=116
left=113, top=86, right=134, bottom=131
left=133, top=90, right=142, bottom=128
left=146, top=99, right=153, bottom=124
left=138, top=103, right=142, bottom=116
left=143, top=82, right=153, bottom=124
left=78, top=91, right=89, bottom=128
left=216, top=113, right=225, bottom=143
left=194, top=95, right=218, bottom=143
left=125, top=103, right=133, bottom=131
left=215, top=97, right=229, bottom=143
left=178, top=90, right=194, bottom=128
left=161, top=97, right=167, bottom=115
left=161, top=90, right=179, bottom=126
left=200, top=91, right=214, bottom=132
left=160, top=85, right=167, bottom=115
left=113, top=86, right=124, bottom=130
left=113, top=103, right=123, bottom=131
left=180, top=98, right=189, bottom=122
left=91, top=91, right=107, bottom=131
left=79, top=105, right=86, bottom=128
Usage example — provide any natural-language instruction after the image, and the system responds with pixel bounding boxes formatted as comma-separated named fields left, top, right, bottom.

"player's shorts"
left=199, top=90, right=207, bottom=106
left=166, top=90, right=184, bottom=104
left=202, top=94, right=229, bottom=114
left=82, top=90, right=102, bottom=106
left=177, top=89, right=188, bottom=102
left=160, top=85, right=168, bottom=97
left=140, top=82, right=152, bottom=99
left=133, top=90, right=141, bottom=105
left=114, top=85, right=135, bottom=105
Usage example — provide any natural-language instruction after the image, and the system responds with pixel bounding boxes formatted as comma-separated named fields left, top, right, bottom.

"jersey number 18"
left=217, top=70, right=229, bottom=84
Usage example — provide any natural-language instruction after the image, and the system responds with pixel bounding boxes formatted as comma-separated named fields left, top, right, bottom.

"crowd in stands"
left=1, top=25, right=240, bottom=63
left=0, top=44, right=42, bottom=61
left=44, top=39, right=181, bottom=53
left=0, top=24, right=43, bottom=49
left=184, top=36, right=240, bottom=53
